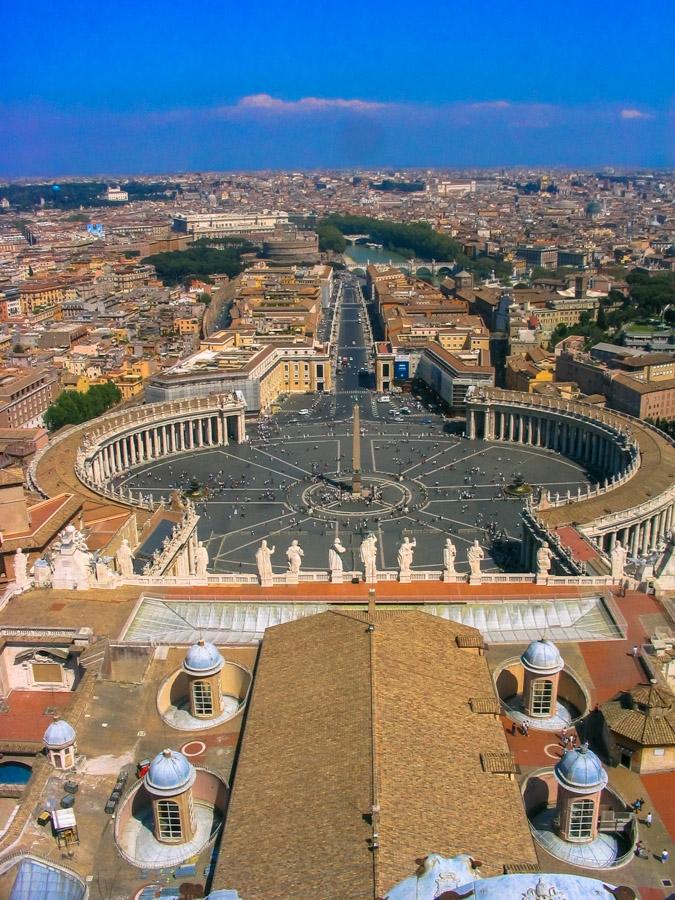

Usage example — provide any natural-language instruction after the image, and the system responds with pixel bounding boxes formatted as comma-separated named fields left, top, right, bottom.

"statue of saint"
left=467, top=540, right=484, bottom=578
left=195, top=541, right=209, bottom=578
left=443, top=538, right=457, bottom=575
left=329, top=537, right=346, bottom=574
left=397, top=536, right=416, bottom=576
left=360, top=533, right=378, bottom=582
left=611, top=540, right=628, bottom=580
left=286, top=540, right=304, bottom=575
left=14, top=548, right=28, bottom=586
left=536, top=541, right=554, bottom=576
left=116, top=539, right=135, bottom=577
left=256, top=540, right=275, bottom=582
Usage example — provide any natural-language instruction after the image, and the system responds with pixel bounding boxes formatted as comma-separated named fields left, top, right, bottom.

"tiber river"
left=342, top=241, right=408, bottom=268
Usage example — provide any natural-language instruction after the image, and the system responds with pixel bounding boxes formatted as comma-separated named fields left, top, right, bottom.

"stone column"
left=641, top=519, right=651, bottom=555
left=144, top=429, right=152, bottom=459
left=485, top=411, right=495, bottom=441
left=121, top=439, right=128, bottom=469
left=517, top=415, right=524, bottom=443
left=207, top=417, right=213, bottom=445
left=509, top=414, right=515, bottom=441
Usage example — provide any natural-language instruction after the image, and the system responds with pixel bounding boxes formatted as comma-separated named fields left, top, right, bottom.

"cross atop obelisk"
left=352, top=404, right=362, bottom=497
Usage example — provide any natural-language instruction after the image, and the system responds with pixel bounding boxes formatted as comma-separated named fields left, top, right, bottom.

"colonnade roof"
left=540, top=415, right=675, bottom=527
left=472, top=389, right=675, bottom=528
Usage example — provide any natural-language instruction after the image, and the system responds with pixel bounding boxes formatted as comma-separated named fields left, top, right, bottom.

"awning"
left=52, top=809, right=77, bottom=830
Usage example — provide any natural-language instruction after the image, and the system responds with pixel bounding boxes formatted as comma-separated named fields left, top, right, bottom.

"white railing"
left=113, top=568, right=622, bottom=589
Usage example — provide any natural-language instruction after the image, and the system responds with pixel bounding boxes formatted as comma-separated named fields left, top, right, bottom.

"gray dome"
left=521, top=639, right=564, bottom=674
left=183, top=639, right=224, bottom=676
left=145, top=748, right=195, bottom=796
left=554, top=744, right=607, bottom=794
left=43, top=719, right=76, bottom=749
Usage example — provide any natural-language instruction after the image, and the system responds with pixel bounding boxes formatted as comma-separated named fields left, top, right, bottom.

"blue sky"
left=1, top=0, right=673, bottom=176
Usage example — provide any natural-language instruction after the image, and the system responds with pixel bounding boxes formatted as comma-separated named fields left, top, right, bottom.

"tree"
left=316, top=224, right=346, bottom=253
left=142, top=240, right=253, bottom=286
left=44, top=382, right=122, bottom=432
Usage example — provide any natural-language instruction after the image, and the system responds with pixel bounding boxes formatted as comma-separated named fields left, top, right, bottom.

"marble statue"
left=256, top=540, right=275, bottom=583
left=13, top=547, right=28, bottom=587
left=443, top=537, right=457, bottom=576
left=467, top=540, right=484, bottom=578
left=360, top=533, right=378, bottom=582
left=536, top=541, right=554, bottom=577
left=195, top=541, right=209, bottom=578
left=286, top=540, right=304, bottom=574
left=116, top=539, right=135, bottom=577
left=397, top=536, right=416, bottom=576
left=611, top=540, right=628, bottom=580
left=52, top=525, right=93, bottom=591
left=329, top=537, right=346, bottom=574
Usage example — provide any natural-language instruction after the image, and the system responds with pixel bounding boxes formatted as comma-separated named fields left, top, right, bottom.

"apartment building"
left=171, top=211, right=289, bottom=237
left=0, top=366, right=58, bottom=428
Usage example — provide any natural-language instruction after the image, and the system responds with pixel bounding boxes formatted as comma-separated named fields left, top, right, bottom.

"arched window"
left=156, top=799, right=183, bottom=841
left=531, top=679, right=554, bottom=716
left=192, top=680, right=213, bottom=717
left=568, top=798, right=595, bottom=840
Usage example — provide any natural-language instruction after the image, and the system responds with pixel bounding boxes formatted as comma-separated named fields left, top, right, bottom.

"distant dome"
left=183, top=639, right=224, bottom=676
left=521, top=639, right=564, bottom=674
left=554, top=744, right=608, bottom=794
left=586, top=200, right=602, bottom=216
left=145, top=748, right=195, bottom=796
left=43, top=719, right=76, bottom=749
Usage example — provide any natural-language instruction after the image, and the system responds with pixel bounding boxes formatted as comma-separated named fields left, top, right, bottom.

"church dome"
left=43, top=719, right=76, bottom=749
left=521, top=639, right=564, bottom=675
left=145, top=748, right=195, bottom=796
left=183, top=639, right=224, bottom=676
left=554, top=744, right=608, bottom=794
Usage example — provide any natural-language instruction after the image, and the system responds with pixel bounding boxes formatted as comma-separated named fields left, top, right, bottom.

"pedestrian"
left=661, top=849, right=669, bottom=864
left=632, top=645, right=639, bottom=657
left=645, top=812, right=653, bottom=827
left=522, top=721, right=529, bottom=737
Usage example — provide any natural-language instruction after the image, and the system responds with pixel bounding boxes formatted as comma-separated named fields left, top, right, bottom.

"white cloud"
left=620, top=108, right=654, bottom=120
left=235, top=93, right=392, bottom=113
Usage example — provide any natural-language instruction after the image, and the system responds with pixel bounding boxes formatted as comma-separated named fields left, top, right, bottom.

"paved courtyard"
left=118, top=415, right=590, bottom=576
left=117, top=282, right=591, bottom=577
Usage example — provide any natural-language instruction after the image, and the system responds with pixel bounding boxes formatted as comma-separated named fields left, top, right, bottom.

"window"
left=568, top=798, right=595, bottom=840
left=531, top=679, right=554, bottom=716
left=192, top=680, right=213, bottom=717
left=156, top=799, right=183, bottom=841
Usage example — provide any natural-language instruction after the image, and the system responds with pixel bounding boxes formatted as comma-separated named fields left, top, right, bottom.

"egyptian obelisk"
left=352, top=404, right=362, bottom=497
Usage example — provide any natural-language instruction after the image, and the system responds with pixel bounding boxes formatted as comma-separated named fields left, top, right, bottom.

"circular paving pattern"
left=117, top=396, right=593, bottom=577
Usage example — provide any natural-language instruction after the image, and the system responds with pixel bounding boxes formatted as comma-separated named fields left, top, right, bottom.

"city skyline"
left=1, top=0, right=674, bottom=176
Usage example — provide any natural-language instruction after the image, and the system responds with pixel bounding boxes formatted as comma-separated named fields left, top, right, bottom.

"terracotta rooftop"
left=213, top=609, right=537, bottom=899
left=602, top=683, right=675, bottom=747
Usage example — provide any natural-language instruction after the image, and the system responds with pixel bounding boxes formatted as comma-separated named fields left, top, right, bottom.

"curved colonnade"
left=465, top=387, right=675, bottom=570
left=75, top=393, right=247, bottom=508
